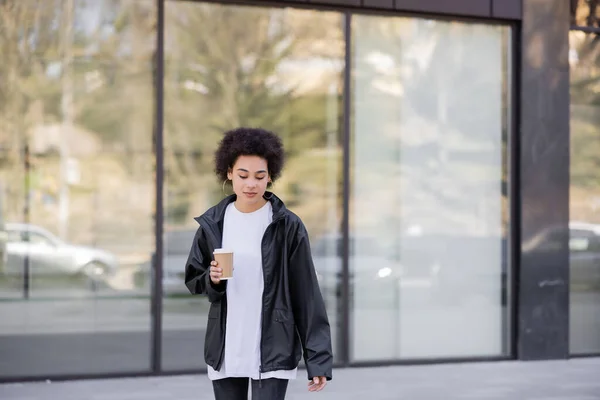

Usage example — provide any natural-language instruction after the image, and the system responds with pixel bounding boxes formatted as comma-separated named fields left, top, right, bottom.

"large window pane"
left=0, top=0, right=155, bottom=378
left=162, top=2, right=344, bottom=370
left=350, top=16, right=511, bottom=360
left=569, top=29, right=600, bottom=356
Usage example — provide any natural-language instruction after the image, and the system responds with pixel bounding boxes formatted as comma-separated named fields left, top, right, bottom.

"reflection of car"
left=135, top=229, right=196, bottom=294
left=569, top=222, right=600, bottom=287
left=2, top=223, right=119, bottom=279
left=522, top=221, right=600, bottom=288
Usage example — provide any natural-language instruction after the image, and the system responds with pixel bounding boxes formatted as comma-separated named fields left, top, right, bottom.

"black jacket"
left=184, top=193, right=333, bottom=381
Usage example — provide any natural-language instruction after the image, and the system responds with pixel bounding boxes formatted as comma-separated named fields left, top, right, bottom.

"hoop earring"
left=222, top=179, right=231, bottom=194
left=264, top=181, right=274, bottom=200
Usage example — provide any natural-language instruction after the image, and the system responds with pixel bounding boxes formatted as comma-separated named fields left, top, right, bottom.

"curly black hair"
left=214, top=127, right=285, bottom=183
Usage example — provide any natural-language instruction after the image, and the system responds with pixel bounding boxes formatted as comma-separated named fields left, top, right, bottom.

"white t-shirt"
left=207, top=201, right=298, bottom=381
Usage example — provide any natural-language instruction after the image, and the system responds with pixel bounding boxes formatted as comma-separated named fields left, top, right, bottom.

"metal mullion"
left=509, top=20, right=521, bottom=359
left=151, top=0, right=165, bottom=374
left=340, top=10, right=352, bottom=367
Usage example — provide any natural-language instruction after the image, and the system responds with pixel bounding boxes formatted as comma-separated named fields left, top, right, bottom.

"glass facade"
left=0, top=0, right=520, bottom=381
left=569, top=28, right=600, bottom=355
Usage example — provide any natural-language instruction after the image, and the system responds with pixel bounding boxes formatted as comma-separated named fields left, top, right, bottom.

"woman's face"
left=227, top=155, right=271, bottom=212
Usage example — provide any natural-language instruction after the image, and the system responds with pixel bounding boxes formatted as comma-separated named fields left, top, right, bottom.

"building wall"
left=0, top=0, right=593, bottom=383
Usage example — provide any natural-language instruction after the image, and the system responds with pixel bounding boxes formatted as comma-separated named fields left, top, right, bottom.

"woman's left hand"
left=308, top=376, right=327, bottom=392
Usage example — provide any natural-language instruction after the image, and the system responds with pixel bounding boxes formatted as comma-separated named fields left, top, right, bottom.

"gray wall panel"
left=308, top=0, right=361, bottom=6
left=519, top=0, right=570, bottom=360
left=395, top=0, right=491, bottom=17
left=362, top=0, right=394, bottom=9
left=492, top=0, right=522, bottom=19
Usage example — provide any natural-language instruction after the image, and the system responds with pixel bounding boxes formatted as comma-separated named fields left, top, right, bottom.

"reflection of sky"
left=75, top=0, right=117, bottom=55
left=20, top=1, right=112, bottom=56
left=46, top=62, right=62, bottom=79
left=43, top=0, right=112, bottom=79
left=75, top=0, right=106, bottom=36
left=569, top=47, right=579, bottom=65
left=44, top=0, right=155, bottom=78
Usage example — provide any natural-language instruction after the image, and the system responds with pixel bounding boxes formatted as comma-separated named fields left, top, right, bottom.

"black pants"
left=212, top=377, right=289, bottom=400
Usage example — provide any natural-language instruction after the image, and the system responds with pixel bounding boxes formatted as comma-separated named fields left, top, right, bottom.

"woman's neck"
left=234, top=198, right=268, bottom=213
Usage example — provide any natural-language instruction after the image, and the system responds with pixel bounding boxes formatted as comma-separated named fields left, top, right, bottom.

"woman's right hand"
left=209, top=260, right=222, bottom=284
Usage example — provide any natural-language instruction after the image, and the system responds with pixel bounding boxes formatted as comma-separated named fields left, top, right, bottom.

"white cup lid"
left=213, top=248, right=233, bottom=254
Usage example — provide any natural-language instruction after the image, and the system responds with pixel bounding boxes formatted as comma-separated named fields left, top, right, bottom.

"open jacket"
left=184, top=192, right=333, bottom=381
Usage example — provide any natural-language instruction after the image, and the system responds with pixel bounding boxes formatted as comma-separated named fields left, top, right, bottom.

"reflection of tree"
left=164, top=3, right=344, bottom=231
left=164, top=3, right=298, bottom=218
left=570, top=23, right=600, bottom=222
left=571, top=0, right=599, bottom=28
left=1, top=1, right=344, bottom=246
left=0, top=0, right=156, bottom=252
left=0, top=0, right=62, bottom=222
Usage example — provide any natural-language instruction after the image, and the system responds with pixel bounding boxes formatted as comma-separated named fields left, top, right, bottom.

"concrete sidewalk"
left=1, top=358, right=599, bottom=400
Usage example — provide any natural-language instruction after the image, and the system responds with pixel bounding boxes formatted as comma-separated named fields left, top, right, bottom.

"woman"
left=185, top=127, right=333, bottom=400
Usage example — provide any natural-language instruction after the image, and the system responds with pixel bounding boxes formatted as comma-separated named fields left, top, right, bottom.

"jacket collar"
left=194, top=191, right=287, bottom=225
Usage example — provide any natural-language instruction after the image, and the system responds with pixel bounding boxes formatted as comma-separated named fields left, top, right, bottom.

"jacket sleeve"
left=184, top=226, right=226, bottom=303
left=288, top=222, right=333, bottom=381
